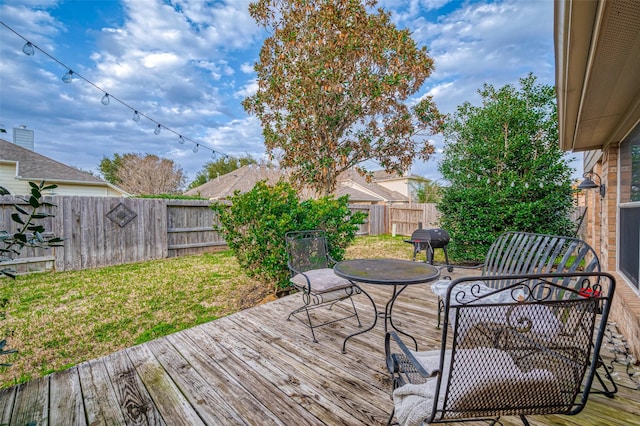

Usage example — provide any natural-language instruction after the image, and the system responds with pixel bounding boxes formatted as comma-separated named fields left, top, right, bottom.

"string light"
left=0, top=20, right=231, bottom=161
left=22, top=41, right=34, bottom=56
left=61, top=69, right=74, bottom=83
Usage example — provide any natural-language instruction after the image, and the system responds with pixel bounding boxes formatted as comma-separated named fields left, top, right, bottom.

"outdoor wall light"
left=578, top=172, right=605, bottom=198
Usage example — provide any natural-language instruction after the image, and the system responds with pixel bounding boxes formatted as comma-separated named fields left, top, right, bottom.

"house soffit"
left=560, top=0, right=640, bottom=152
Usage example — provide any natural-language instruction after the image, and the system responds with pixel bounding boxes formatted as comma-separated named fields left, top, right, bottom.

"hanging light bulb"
left=132, top=111, right=141, bottom=122
left=211, top=151, right=217, bottom=159
left=101, top=93, right=110, bottom=106
left=178, top=135, right=185, bottom=144
left=61, top=69, right=74, bottom=83
left=193, top=144, right=199, bottom=153
left=154, top=124, right=162, bottom=135
left=22, top=42, right=35, bottom=56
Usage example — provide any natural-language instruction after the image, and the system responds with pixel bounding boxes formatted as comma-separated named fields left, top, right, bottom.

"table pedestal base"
left=342, top=284, right=418, bottom=353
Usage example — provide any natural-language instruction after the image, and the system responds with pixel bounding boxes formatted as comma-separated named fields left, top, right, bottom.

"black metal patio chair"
left=430, top=231, right=618, bottom=397
left=285, top=230, right=362, bottom=342
left=386, top=271, right=615, bottom=426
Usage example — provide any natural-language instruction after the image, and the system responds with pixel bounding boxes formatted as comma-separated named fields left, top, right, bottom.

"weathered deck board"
left=0, top=278, right=638, bottom=425
left=49, top=367, right=86, bottom=425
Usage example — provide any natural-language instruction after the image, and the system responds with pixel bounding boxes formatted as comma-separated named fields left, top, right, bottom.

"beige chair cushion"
left=291, top=268, right=353, bottom=293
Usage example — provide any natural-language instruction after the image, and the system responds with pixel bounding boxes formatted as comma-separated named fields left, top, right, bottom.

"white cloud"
left=142, top=52, right=180, bottom=69
left=234, top=78, right=258, bottom=98
left=240, top=62, right=254, bottom=74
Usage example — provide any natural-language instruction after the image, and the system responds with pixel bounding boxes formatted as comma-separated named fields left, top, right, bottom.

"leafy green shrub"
left=211, top=180, right=366, bottom=290
left=1, top=181, right=63, bottom=365
left=438, top=75, right=576, bottom=262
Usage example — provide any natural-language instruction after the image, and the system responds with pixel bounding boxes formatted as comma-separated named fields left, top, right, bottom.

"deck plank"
left=77, top=358, right=128, bottom=425
left=125, top=344, right=206, bottom=426
left=102, top=350, right=166, bottom=425
left=0, top=386, right=15, bottom=425
left=49, top=367, right=87, bottom=426
left=8, top=376, right=48, bottom=426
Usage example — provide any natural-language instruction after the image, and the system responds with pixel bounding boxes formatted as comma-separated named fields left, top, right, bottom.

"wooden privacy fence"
left=350, top=203, right=441, bottom=236
left=0, top=196, right=225, bottom=274
left=0, top=195, right=442, bottom=274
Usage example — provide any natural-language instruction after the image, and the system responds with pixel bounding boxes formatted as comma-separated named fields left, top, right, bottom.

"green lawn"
left=0, top=235, right=421, bottom=388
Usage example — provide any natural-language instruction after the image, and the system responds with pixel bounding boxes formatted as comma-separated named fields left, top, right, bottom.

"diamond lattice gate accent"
left=106, top=203, right=137, bottom=228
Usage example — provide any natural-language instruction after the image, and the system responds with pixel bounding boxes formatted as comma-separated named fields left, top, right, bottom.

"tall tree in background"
left=438, top=74, right=575, bottom=261
left=188, top=155, right=258, bottom=189
left=244, top=0, right=443, bottom=195
left=99, top=153, right=186, bottom=195
left=411, top=178, right=441, bottom=203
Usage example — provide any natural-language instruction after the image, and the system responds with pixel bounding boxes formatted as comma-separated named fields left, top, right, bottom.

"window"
left=619, top=125, right=640, bottom=290
left=620, top=126, right=640, bottom=203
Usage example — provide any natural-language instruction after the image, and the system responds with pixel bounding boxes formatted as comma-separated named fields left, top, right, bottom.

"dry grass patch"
left=0, top=235, right=423, bottom=388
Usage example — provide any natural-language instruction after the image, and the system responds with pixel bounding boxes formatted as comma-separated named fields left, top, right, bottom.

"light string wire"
left=0, top=21, right=229, bottom=161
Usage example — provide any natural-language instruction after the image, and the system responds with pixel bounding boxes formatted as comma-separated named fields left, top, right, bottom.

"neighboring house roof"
left=333, top=185, right=382, bottom=203
left=0, top=138, right=129, bottom=195
left=337, top=169, right=409, bottom=203
left=372, top=169, right=402, bottom=181
left=184, top=164, right=287, bottom=199
left=186, top=165, right=409, bottom=203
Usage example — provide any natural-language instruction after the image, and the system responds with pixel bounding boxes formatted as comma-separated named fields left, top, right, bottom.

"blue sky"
left=0, top=0, right=568, bottom=186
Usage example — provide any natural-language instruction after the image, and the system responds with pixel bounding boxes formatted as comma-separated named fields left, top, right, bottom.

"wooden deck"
left=0, top=278, right=639, bottom=425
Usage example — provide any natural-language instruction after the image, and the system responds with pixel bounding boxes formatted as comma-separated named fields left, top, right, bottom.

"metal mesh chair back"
left=429, top=272, right=614, bottom=423
left=285, top=230, right=330, bottom=273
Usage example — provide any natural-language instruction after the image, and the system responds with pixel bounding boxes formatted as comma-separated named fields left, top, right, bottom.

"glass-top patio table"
left=333, top=258, right=440, bottom=353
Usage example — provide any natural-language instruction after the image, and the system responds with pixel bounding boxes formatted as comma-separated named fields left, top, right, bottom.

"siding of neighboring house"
left=0, top=163, right=17, bottom=192
left=375, top=179, right=410, bottom=198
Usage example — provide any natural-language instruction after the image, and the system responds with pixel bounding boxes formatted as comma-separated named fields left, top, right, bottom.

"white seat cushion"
left=291, top=268, right=353, bottom=293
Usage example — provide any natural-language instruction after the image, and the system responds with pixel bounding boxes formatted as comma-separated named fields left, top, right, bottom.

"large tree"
left=411, top=177, right=441, bottom=203
left=188, top=155, right=258, bottom=189
left=243, top=0, right=443, bottom=195
left=437, top=74, right=576, bottom=261
left=99, top=153, right=186, bottom=195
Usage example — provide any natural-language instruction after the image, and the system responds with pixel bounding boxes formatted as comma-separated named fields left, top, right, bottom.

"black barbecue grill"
left=404, top=226, right=453, bottom=272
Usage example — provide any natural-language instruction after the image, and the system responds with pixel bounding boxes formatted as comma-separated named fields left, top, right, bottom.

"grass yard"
left=0, top=234, right=424, bottom=388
